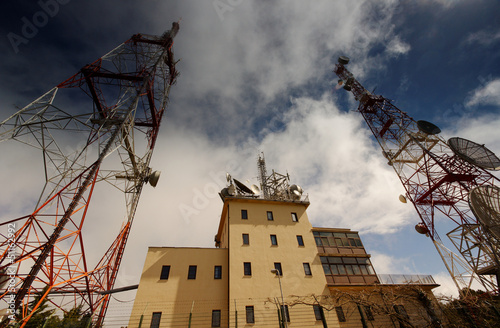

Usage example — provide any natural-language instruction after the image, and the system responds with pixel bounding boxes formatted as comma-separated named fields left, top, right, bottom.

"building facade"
left=128, top=173, right=442, bottom=328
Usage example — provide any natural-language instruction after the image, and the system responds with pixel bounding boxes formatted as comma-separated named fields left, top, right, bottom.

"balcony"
left=377, top=274, right=437, bottom=285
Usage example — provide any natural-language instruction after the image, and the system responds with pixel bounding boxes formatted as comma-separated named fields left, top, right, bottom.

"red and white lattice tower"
left=334, top=56, right=500, bottom=295
left=0, top=22, right=179, bottom=327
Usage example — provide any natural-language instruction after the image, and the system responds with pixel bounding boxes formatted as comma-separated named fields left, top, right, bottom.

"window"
left=246, top=306, right=255, bottom=323
left=160, top=265, right=170, bottom=280
left=320, top=256, right=376, bottom=276
left=150, top=312, right=162, bottom=328
left=303, top=263, right=312, bottom=276
left=297, top=235, right=304, bottom=246
left=188, top=265, right=197, bottom=279
left=270, top=234, right=278, bottom=246
left=280, top=305, right=290, bottom=322
left=364, top=305, right=374, bottom=321
left=267, top=211, right=274, bottom=221
left=313, top=305, right=323, bottom=320
left=244, top=262, right=252, bottom=276
left=212, top=310, right=221, bottom=327
left=241, top=209, right=248, bottom=219
left=242, top=233, right=249, bottom=245
left=214, top=265, right=222, bottom=279
left=335, top=306, right=346, bottom=322
left=274, top=262, right=282, bottom=276
left=291, top=212, right=298, bottom=222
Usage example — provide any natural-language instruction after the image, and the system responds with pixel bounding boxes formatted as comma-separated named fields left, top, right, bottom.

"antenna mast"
left=334, top=56, right=500, bottom=295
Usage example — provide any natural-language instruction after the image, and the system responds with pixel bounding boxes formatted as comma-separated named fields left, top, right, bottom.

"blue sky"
left=1, top=0, right=500, bottom=324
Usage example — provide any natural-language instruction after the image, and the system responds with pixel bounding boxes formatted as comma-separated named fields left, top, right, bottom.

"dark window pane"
left=352, top=265, right=361, bottom=275
left=327, top=236, right=335, bottom=246
left=345, top=265, right=354, bottom=275
left=333, top=233, right=345, bottom=238
left=360, top=265, right=369, bottom=275
left=150, top=312, right=162, bottom=328
left=303, top=263, right=312, bottom=275
left=357, top=257, right=370, bottom=264
left=335, top=238, right=343, bottom=247
left=346, top=233, right=359, bottom=238
left=322, top=264, right=331, bottom=274
left=160, top=265, right=170, bottom=280
left=214, top=265, right=222, bottom=279
left=349, top=238, right=357, bottom=246
left=315, top=237, right=322, bottom=246
left=212, top=310, right=221, bottom=327
left=355, top=239, right=363, bottom=247
left=246, top=306, right=255, bottom=323
left=242, top=233, right=249, bottom=245
left=291, top=212, right=298, bottom=222
left=320, top=256, right=329, bottom=264
left=297, top=235, right=304, bottom=246
left=244, top=262, right=252, bottom=276
left=320, top=232, right=331, bottom=237
left=328, top=257, right=342, bottom=264
left=337, top=265, right=346, bottom=275
left=313, top=305, right=322, bottom=320
left=330, top=264, right=340, bottom=275
left=335, top=306, right=346, bottom=322
left=313, top=231, right=320, bottom=236
left=343, top=258, right=357, bottom=264
left=267, top=211, right=274, bottom=220
left=342, top=238, right=350, bottom=246
left=274, top=262, right=282, bottom=276
left=241, top=209, right=248, bottom=219
left=188, top=265, right=197, bottom=279
left=270, top=234, right=278, bottom=246
left=321, top=237, right=329, bottom=246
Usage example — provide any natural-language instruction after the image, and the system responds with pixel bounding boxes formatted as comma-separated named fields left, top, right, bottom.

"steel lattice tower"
left=0, top=22, right=179, bottom=327
left=334, top=57, right=500, bottom=295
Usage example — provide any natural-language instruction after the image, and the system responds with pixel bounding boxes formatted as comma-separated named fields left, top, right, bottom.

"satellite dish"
left=415, top=222, right=429, bottom=235
left=469, top=186, right=500, bottom=242
left=338, top=56, right=350, bottom=65
left=448, top=137, right=500, bottom=171
left=227, top=184, right=236, bottom=196
left=251, top=184, right=260, bottom=195
left=221, top=188, right=231, bottom=197
left=399, top=195, right=407, bottom=203
left=233, top=178, right=254, bottom=194
left=417, top=120, right=441, bottom=135
left=289, top=184, right=303, bottom=200
left=147, top=171, right=161, bottom=187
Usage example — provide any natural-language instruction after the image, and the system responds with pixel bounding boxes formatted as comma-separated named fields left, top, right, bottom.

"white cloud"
left=370, top=252, right=413, bottom=274
left=464, top=29, right=500, bottom=47
left=465, top=78, right=500, bottom=107
left=432, top=272, right=459, bottom=298
left=386, top=36, right=411, bottom=57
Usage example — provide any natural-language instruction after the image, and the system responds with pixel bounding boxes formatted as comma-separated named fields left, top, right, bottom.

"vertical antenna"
left=257, top=152, right=269, bottom=199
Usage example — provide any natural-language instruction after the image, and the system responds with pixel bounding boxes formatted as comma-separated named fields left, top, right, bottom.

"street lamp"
left=271, top=268, right=288, bottom=328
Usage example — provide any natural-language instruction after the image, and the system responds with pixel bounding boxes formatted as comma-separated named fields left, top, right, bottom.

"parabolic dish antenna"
left=233, top=178, right=254, bottom=194
left=469, top=185, right=500, bottom=242
left=417, top=120, right=441, bottom=135
left=448, top=137, right=500, bottom=171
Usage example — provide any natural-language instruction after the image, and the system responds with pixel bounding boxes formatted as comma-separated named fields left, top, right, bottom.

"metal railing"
left=377, top=274, right=437, bottom=285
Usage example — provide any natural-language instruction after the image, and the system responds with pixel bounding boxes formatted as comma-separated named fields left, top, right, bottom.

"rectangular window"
left=160, top=265, right=170, bottom=280
left=296, top=235, right=304, bottom=246
left=335, top=306, right=346, bottom=322
left=150, top=312, right=162, bottom=328
left=246, top=306, right=255, bottom=323
left=212, top=310, right=221, bottom=327
left=303, top=263, right=312, bottom=276
left=315, top=236, right=322, bottom=246
left=313, top=305, right=322, bottom=320
left=291, top=212, right=298, bottom=222
left=241, top=209, right=248, bottom=219
left=280, top=305, right=290, bottom=322
left=270, top=234, right=278, bottom=245
left=214, top=265, right=222, bottom=279
left=267, top=211, right=274, bottom=221
left=188, top=265, right=197, bottom=279
left=242, top=233, right=249, bottom=245
left=244, top=262, right=252, bottom=276
left=274, top=262, right=283, bottom=276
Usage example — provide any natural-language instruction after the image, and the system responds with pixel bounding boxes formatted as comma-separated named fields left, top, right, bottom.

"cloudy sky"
left=1, top=0, right=500, bottom=325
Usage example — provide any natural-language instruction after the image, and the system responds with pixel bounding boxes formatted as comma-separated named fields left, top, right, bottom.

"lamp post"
left=271, top=268, right=288, bottom=328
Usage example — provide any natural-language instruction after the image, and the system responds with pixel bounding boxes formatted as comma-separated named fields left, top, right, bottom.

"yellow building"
left=129, top=162, right=443, bottom=328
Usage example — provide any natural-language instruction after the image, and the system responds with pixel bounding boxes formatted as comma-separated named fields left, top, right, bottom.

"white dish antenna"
left=469, top=185, right=500, bottom=242
left=251, top=184, right=260, bottom=195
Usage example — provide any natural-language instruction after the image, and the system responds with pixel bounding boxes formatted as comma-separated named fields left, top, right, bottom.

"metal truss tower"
left=0, top=22, right=179, bottom=327
left=334, top=57, right=500, bottom=295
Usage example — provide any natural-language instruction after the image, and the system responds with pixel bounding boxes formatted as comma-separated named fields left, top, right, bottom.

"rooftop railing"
left=377, top=274, right=437, bottom=285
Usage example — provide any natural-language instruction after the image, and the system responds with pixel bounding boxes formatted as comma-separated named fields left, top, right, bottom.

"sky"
left=1, top=0, right=500, bottom=325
